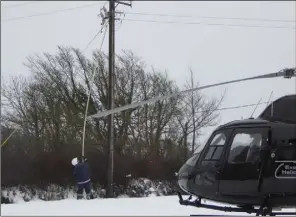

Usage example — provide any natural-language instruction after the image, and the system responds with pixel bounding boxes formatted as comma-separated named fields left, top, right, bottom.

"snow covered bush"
left=1, top=178, right=177, bottom=204
left=125, top=178, right=175, bottom=197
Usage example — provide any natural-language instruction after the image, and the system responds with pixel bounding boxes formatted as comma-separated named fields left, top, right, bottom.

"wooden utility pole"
left=106, top=0, right=115, bottom=198
left=106, top=0, right=132, bottom=198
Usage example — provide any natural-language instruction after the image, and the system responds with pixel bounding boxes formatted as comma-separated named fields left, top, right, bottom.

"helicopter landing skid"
left=177, top=192, right=296, bottom=216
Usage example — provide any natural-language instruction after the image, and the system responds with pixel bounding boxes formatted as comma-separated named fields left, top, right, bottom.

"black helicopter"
left=86, top=68, right=295, bottom=215
left=177, top=94, right=296, bottom=216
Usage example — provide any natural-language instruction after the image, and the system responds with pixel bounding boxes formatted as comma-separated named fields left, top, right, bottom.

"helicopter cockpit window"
left=228, top=133, right=262, bottom=163
left=185, top=153, right=201, bottom=166
left=210, top=134, right=226, bottom=146
left=201, top=133, right=227, bottom=164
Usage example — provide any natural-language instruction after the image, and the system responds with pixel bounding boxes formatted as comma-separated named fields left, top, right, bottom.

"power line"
left=1, top=128, right=18, bottom=148
left=1, top=3, right=103, bottom=22
left=212, top=101, right=268, bottom=113
left=2, top=2, right=294, bottom=27
left=83, top=23, right=108, bottom=53
left=1, top=2, right=39, bottom=9
left=123, top=18, right=296, bottom=30
left=125, top=12, right=295, bottom=23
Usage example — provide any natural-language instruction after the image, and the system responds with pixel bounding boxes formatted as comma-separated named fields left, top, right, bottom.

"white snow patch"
left=2, top=195, right=295, bottom=216
left=0, top=195, right=265, bottom=216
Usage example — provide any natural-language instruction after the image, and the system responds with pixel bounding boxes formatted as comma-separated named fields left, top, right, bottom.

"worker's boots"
left=86, top=193, right=94, bottom=200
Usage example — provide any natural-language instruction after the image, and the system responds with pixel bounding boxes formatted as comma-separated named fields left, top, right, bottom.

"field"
left=1, top=195, right=247, bottom=216
left=2, top=195, right=295, bottom=216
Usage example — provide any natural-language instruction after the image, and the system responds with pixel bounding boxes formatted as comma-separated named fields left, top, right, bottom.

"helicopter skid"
left=177, top=192, right=296, bottom=216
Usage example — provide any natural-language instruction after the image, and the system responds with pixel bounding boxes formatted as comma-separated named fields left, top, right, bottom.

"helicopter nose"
left=177, top=163, right=192, bottom=193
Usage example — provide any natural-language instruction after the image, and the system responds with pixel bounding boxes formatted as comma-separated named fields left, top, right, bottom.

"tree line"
left=1, top=46, right=225, bottom=188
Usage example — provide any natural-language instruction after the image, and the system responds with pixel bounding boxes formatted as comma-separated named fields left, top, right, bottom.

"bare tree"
left=177, top=68, right=226, bottom=157
left=1, top=46, right=225, bottom=188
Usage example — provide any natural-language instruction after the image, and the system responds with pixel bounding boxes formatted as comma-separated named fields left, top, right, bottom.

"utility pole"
left=105, top=0, right=132, bottom=198
left=106, top=0, right=115, bottom=198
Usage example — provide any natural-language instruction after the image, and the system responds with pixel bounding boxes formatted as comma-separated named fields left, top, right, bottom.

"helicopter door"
left=219, top=127, right=268, bottom=196
left=196, top=129, right=233, bottom=199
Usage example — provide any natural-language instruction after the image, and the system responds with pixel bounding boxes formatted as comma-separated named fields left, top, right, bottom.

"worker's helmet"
left=71, top=157, right=79, bottom=166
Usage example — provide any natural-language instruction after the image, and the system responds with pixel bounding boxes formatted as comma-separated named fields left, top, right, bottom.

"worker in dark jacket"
left=72, top=156, right=93, bottom=200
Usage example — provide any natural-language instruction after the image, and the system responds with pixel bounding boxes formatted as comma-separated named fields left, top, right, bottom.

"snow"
left=2, top=195, right=295, bottom=216
left=0, top=196, right=262, bottom=216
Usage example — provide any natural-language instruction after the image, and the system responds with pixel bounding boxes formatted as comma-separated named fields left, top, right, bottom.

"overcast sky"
left=1, top=1, right=296, bottom=144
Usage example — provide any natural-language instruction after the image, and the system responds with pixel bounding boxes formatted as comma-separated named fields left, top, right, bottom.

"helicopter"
left=177, top=94, right=296, bottom=216
left=87, top=67, right=296, bottom=216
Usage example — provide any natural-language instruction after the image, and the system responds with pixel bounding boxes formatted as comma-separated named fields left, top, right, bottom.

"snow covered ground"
left=2, top=195, right=295, bottom=216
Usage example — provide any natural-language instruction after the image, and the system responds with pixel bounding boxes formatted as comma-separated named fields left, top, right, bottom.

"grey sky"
left=1, top=1, right=296, bottom=144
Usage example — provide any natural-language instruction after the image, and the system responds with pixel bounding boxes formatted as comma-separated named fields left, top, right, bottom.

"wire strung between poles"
left=1, top=128, right=18, bottom=148
left=87, top=68, right=296, bottom=119
left=81, top=23, right=108, bottom=158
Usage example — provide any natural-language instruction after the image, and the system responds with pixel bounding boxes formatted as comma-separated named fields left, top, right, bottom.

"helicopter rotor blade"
left=88, top=67, right=295, bottom=119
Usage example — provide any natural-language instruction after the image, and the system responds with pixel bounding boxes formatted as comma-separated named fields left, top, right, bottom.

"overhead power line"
left=1, top=2, right=104, bottom=22
left=123, top=18, right=296, bottom=30
left=1, top=1, right=39, bottom=9
left=2, top=3, right=295, bottom=27
left=173, top=101, right=270, bottom=117
left=125, top=12, right=295, bottom=23
left=3, top=2, right=293, bottom=25
left=207, top=101, right=269, bottom=113
left=1, top=128, right=18, bottom=148
left=83, top=23, right=108, bottom=53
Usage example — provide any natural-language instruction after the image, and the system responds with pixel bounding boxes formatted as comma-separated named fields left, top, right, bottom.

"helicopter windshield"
left=184, top=132, right=224, bottom=167
left=185, top=152, right=201, bottom=166
left=210, top=134, right=226, bottom=146
left=185, top=143, right=206, bottom=166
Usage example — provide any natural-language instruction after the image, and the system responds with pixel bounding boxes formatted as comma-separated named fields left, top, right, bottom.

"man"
left=246, top=134, right=262, bottom=162
left=72, top=156, right=93, bottom=200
